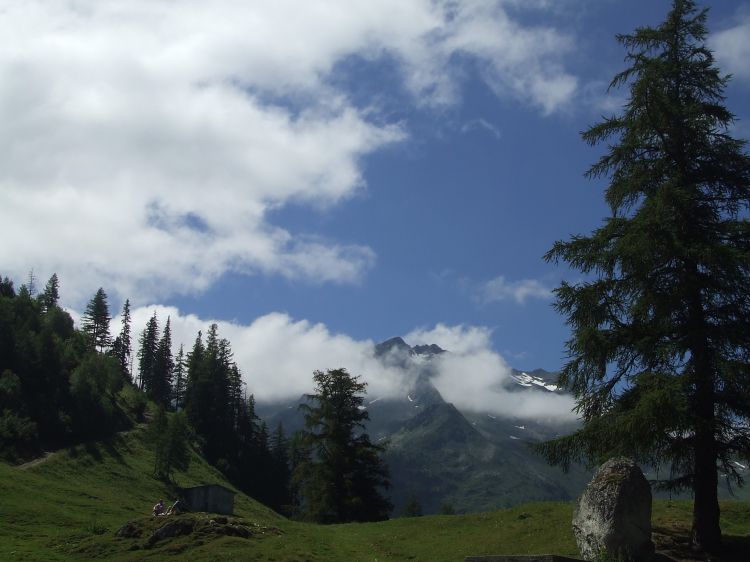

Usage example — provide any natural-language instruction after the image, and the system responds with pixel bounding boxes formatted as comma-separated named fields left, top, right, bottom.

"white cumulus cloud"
left=1, top=0, right=579, bottom=306
left=713, top=11, right=750, bottom=84
left=477, top=275, right=553, bottom=304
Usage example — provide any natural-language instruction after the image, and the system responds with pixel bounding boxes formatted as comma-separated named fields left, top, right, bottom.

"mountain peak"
left=413, top=343, right=445, bottom=356
left=374, top=336, right=411, bottom=356
left=374, top=337, right=446, bottom=359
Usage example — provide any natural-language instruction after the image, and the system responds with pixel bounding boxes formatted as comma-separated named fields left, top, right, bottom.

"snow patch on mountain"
left=512, top=371, right=559, bottom=392
left=372, top=335, right=575, bottom=421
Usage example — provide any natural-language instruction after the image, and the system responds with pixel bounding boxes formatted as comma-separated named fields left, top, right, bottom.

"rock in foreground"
left=573, top=457, right=654, bottom=561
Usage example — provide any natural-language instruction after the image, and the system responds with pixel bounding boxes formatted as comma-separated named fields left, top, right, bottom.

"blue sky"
left=2, top=1, right=750, bottom=411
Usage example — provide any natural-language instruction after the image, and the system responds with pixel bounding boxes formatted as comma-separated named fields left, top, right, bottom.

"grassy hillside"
left=0, top=424, right=278, bottom=560
left=1, top=425, right=749, bottom=561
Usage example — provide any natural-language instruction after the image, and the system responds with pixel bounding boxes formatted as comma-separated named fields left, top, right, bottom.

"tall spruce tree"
left=81, top=288, right=111, bottom=352
left=115, top=299, right=132, bottom=381
left=184, top=331, right=205, bottom=417
left=38, top=273, right=59, bottom=312
left=296, top=368, right=391, bottom=523
left=172, top=344, right=187, bottom=410
left=539, top=1, right=750, bottom=552
left=137, top=313, right=159, bottom=392
left=152, top=317, right=174, bottom=407
left=184, top=325, right=234, bottom=464
left=269, top=422, right=292, bottom=513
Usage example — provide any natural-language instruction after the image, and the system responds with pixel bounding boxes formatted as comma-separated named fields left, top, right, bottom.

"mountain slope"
left=385, top=401, right=590, bottom=515
left=0, top=423, right=281, bottom=561
left=372, top=338, right=591, bottom=514
left=259, top=337, right=590, bottom=515
left=2, top=416, right=749, bottom=561
left=0, top=416, right=586, bottom=561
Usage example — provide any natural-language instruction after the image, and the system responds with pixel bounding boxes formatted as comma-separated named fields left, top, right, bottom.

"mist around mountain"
left=258, top=336, right=591, bottom=515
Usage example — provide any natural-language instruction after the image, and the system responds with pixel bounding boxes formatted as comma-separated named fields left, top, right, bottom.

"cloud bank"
left=121, top=307, right=576, bottom=421
left=1, top=0, right=578, bottom=306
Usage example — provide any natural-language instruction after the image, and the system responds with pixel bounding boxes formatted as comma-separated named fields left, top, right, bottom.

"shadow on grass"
left=654, top=525, right=750, bottom=562
left=66, top=432, right=131, bottom=468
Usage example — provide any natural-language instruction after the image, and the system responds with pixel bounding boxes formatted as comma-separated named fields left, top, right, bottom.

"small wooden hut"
left=180, top=484, right=235, bottom=515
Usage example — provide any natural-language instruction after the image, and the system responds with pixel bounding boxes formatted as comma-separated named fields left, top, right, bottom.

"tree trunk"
left=691, top=423, right=721, bottom=551
left=689, top=322, right=721, bottom=550
left=686, top=267, right=722, bottom=552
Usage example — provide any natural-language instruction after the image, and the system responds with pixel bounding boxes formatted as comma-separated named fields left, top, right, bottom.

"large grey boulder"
left=573, top=457, right=654, bottom=561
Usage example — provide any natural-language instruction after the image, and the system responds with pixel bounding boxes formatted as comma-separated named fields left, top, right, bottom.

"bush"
left=119, top=384, right=147, bottom=422
left=0, top=409, right=39, bottom=462
left=401, top=494, right=423, bottom=517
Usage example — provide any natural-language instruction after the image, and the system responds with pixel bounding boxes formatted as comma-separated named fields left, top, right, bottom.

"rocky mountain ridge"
left=258, top=336, right=590, bottom=515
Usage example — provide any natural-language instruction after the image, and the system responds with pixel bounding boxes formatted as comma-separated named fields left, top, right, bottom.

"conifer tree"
left=0, top=276, right=14, bottom=298
left=539, top=1, right=750, bottom=552
left=152, top=317, right=174, bottom=407
left=137, top=313, right=159, bottom=392
left=172, top=344, right=187, bottom=410
left=150, top=406, right=169, bottom=477
left=184, top=325, right=234, bottom=463
left=82, top=288, right=111, bottom=352
left=271, top=422, right=289, bottom=470
left=25, top=269, right=37, bottom=297
left=152, top=407, right=190, bottom=481
left=257, top=420, right=270, bottom=460
left=228, top=363, right=241, bottom=419
left=288, top=430, right=311, bottom=517
left=116, top=299, right=132, bottom=381
left=0, top=273, right=84, bottom=458
left=184, top=331, right=205, bottom=416
left=296, top=368, right=391, bottom=523
left=233, top=393, right=265, bottom=496
left=17, top=284, right=30, bottom=300
left=177, top=325, right=284, bottom=508
left=269, top=422, right=292, bottom=512
left=38, top=273, right=59, bottom=312
left=239, top=394, right=259, bottom=444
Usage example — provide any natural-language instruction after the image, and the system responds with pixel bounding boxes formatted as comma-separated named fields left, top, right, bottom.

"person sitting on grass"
left=152, top=499, right=165, bottom=517
left=165, top=499, right=185, bottom=516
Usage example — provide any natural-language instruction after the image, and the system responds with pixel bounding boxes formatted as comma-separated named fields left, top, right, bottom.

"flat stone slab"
left=464, top=554, right=584, bottom=562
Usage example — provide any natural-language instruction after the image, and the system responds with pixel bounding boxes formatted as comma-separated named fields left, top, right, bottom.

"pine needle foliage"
left=296, top=368, right=392, bottom=523
left=538, top=0, right=750, bottom=552
left=81, top=288, right=111, bottom=352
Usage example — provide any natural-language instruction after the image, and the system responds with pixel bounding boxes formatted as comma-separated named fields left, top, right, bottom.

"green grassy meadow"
left=1, top=426, right=749, bottom=561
